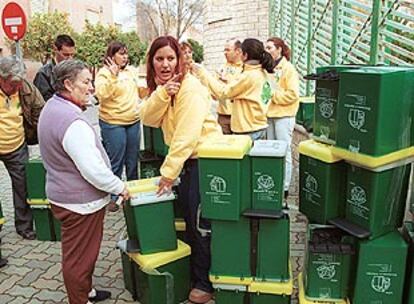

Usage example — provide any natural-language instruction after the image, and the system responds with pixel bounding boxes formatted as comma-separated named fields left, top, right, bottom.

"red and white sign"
left=1, top=2, right=27, bottom=41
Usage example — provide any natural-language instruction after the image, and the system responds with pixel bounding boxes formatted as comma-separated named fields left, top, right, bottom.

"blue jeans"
left=177, top=159, right=213, bottom=293
left=99, top=120, right=140, bottom=198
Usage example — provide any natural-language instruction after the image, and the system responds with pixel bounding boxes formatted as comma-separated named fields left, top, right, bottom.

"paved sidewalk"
left=0, top=112, right=309, bottom=303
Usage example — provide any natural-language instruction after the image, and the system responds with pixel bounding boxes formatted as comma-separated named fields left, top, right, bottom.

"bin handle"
left=196, top=205, right=211, bottom=237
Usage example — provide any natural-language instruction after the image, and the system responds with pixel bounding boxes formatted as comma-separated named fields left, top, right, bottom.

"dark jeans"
left=177, top=159, right=213, bottom=293
left=99, top=120, right=140, bottom=199
left=0, top=143, right=33, bottom=233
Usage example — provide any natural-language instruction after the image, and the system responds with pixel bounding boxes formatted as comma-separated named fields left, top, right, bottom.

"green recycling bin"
left=409, top=165, right=414, bottom=214
left=144, top=126, right=154, bottom=153
left=249, top=140, right=287, bottom=211
left=304, top=225, right=356, bottom=301
left=402, top=222, right=414, bottom=304
left=256, top=215, right=290, bottom=281
left=299, top=140, right=346, bottom=224
left=210, top=217, right=251, bottom=279
left=25, top=157, right=46, bottom=200
left=119, top=239, right=191, bottom=304
left=306, top=65, right=359, bottom=145
left=340, top=163, right=410, bottom=239
left=214, top=284, right=248, bottom=304
left=249, top=278, right=293, bottom=304
left=352, top=231, right=408, bottom=304
left=296, top=96, right=315, bottom=131
left=336, top=66, right=414, bottom=156
left=199, top=135, right=252, bottom=221
left=124, top=179, right=177, bottom=254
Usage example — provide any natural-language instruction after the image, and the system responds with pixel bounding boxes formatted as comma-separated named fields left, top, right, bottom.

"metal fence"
left=269, top=0, right=414, bottom=95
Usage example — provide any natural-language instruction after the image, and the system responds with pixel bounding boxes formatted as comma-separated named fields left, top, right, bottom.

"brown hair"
left=146, top=36, right=186, bottom=93
left=267, top=37, right=291, bottom=61
left=180, top=41, right=193, bottom=52
left=105, top=41, right=127, bottom=60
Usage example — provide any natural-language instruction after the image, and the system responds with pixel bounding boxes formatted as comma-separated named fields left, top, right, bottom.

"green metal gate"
left=269, top=0, right=414, bottom=95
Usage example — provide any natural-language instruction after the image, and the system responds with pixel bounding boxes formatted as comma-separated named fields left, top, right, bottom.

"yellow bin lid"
left=0, top=218, right=5, bottom=225
left=126, top=177, right=160, bottom=194
left=298, top=273, right=350, bottom=304
left=248, top=264, right=293, bottom=296
left=128, top=240, right=191, bottom=270
left=28, top=199, right=49, bottom=206
left=298, top=140, right=342, bottom=163
left=198, top=135, right=252, bottom=159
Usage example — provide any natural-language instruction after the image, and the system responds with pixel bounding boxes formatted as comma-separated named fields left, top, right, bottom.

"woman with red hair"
left=140, top=36, right=222, bottom=304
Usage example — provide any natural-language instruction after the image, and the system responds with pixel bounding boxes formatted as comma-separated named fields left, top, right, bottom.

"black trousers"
left=177, top=159, right=213, bottom=293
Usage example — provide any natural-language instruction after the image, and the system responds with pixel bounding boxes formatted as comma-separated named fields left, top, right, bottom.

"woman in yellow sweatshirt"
left=265, top=37, right=300, bottom=199
left=95, top=41, right=141, bottom=211
left=140, top=36, right=222, bottom=304
left=193, top=38, right=275, bottom=140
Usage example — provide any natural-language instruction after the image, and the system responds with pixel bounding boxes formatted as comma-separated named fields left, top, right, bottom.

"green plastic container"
left=256, top=215, right=290, bottom=281
left=309, top=65, right=359, bottom=145
left=343, top=163, right=410, bottom=239
left=119, top=240, right=191, bottom=304
left=298, top=140, right=346, bottom=224
left=249, top=140, right=287, bottom=211
left=296, top=96, right=315, bottom=131
left=25, top=157, right=46, bottom=200
left=336, top=66, right=414, bottom=156
left=31, top=205, right=56, bottom=241
left=124, top=179, right=177, bottom=254
left=409, top=165, right=414, bottom=214
left=304, top=226, right=355, bottom=301
left=352, top=231, right=408, bottom=304
left=402, top=222, right=414, bottom=304
left=144, top=126, right=154, bottom=153
left=211, top=217, right=251, bottom=278
left=199, top=135, right=252, bottom=221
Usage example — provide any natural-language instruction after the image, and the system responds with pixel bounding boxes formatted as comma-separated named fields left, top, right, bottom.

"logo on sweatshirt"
left=261, top=81, right=272, bottom=105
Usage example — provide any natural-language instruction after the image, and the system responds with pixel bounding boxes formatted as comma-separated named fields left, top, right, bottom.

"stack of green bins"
left=143, top=126, right=169, bottom=157
left=303, top=225, right=355, bottom=302
left=124, top=178, right=177, bottom=254
left=305, top=65, right=359, bottom=145
left=25, top=157, right=61, bottom=241
left=334, top=66, right=414, bottom=158
left=352, top=231, right=408, bottom=304
left=198, top=135, right=252, bottom=279
left=139, top=152, right=164, bottom=179
left=298, top=140, right=346, bottom=224
left=118, top=239, right=191, bottom=304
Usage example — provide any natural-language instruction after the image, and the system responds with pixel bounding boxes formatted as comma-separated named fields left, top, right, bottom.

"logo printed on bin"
left=348, top=108, right=366, bottom=130
left=317, top=264, right=336, bottom=280
left=350, top=186, right=367, bottom=206
left=319, top=97, right=335, bottom=119
left=371, top=275, right=391, bottom=293
left=209, top=176, right=227, bottom=193
left=257, top=174, right=275, bottom=190
left=305, top=174, right=318, bottom=193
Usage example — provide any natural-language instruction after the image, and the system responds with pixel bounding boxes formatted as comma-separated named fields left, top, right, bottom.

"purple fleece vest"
left=38, top=95, right=111, bottom=204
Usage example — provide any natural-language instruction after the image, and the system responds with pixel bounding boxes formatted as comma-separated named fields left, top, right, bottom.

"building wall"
left=203, top=0, right=269, bottom=71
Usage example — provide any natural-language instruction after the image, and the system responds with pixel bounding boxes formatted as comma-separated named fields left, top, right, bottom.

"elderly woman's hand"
left=156, top=176, right=175, bottom=196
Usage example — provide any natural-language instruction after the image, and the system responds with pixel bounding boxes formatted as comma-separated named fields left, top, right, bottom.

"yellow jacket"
left=267, top=57, right=300, bottom=118
left=197, top=63, right=270, bottom=133
left=0, top=91, right=24, bottom=154
left=95, top=66, right=140, bottom=125
left=139, top=74, right=222, bottom=180
left=216, top=61, right=243, bottom=115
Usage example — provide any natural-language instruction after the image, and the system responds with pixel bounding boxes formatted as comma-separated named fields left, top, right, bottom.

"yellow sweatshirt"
left=197, top=63, right=270, bottom=133
left=139, top=74, right=222, bottom=180
left=216, top=61, right=243, bottom=115
left=0, top=92, right=24, bottom=154
left=267, top=57, right=300, bottom=118
left=95, top=66, right=140, bottom=125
